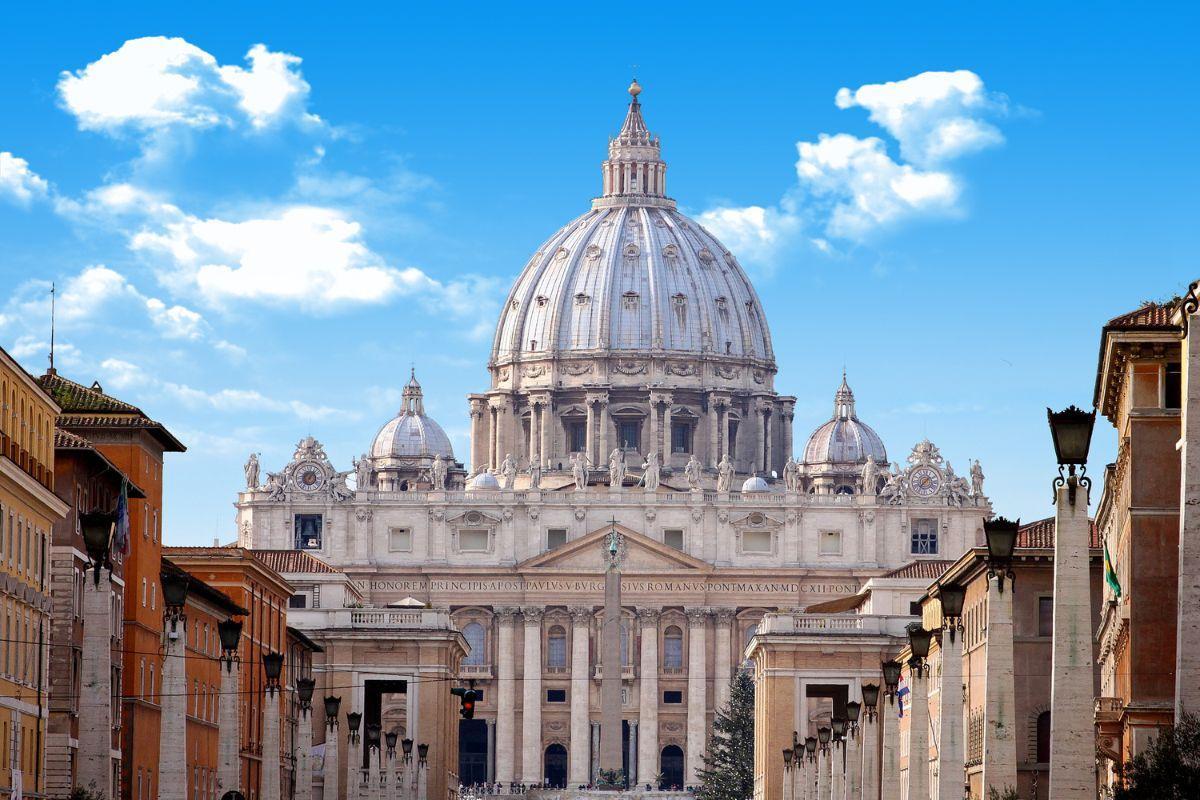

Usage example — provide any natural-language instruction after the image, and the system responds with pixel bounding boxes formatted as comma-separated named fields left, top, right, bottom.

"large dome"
left=803, top=375, right=887, bottom=465
left=490, top=82, right=772, bottom=367
left=370, top=372, right=454, bottom=461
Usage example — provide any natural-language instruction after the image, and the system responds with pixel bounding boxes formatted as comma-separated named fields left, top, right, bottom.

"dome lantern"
left=597, top=81, right=671, bottom=207
left=803, top=374, right=887, bottom=467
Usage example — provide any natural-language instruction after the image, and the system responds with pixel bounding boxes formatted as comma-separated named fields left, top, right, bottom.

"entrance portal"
left=544, top=743, right=567, bottom=788
left=459, top=719, right=488, bottom=785
left=659, top=745, right=684, bottom=790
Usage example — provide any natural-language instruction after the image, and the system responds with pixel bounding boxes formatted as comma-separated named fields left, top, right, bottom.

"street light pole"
left=934, top=583, right=966, bottom=800
left=981, top=517, right=1020, bottom=797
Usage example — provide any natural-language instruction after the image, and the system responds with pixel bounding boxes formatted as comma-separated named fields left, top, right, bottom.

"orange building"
left=163, top=547, right=295, bottom=800
left=37, top=370, right=186, bottom=800
left=0, top=348, right=68, bottom=799
left=162, top=557, right=248, bottom=800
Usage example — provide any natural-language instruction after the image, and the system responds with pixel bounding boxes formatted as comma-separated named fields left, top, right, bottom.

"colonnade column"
left=763, top=407, right=773, bottom=474
left=663, top=398, right=673, bottom=458
left=528, top=402, right=539, bottom=465
left=586, top=400, right=597, bottom=465
left=845, top=723, right=860, bottom=800
left=636, top=608, right=660, bottom=786
left=568, top=607, right=592, bottom=786
left=296, top=705, right=313, bottom=800
left=322, top=713, right=339, bottom=800
left=650, top=398, right=660, bottom=457
left=937, top=632, right=964, bottom=800
left=521, top=607, right=544, bottom=783
left=831, top=741, right=844, bottom=800
left=905, top=666, right=929, bottom=800
left=685, top=608, right=709, bottom=787
left=599, top=399, right=611, bottom=465
left=263, top=681, right=282, bottom=800
left=159, top=619, right=187, bottom=800
left=539, top=400, right=551, bottom=468
left=713, top=609, right=734, bottom=713
left=1178, top=303, right=1200, bottom=716
left=817, top=744, right=829, bottom=800
left=488, top=407, right=499, bottom=470
left=880, top=693, right=899, bottom=800
left=627, top=721, right=639, bottom=785
left=494, top=608, right=518, bottom=785
left=470, top=402, right=486, bottom=474
left=860, top=703, right=879, bottom=800
left=78, top=571, right=113, bottom=798
left=707, top=401, right=720, bottom=468
left=981, top=576, right=1017, bottom=796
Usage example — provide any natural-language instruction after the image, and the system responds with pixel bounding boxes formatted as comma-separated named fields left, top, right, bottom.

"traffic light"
left=451, top=686, right=478, bottom=719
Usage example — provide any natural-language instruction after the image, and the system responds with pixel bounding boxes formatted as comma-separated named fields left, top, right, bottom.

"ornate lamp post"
left=78, top=510, right=115, bottom=586
left=861, top=684, right=880, bottom=722
left=161, top=570, right=190, bottom=632
left=322, top=697, right=341, bottom=800
left=417, top=743, right=429, bottom=767
left=860, top=683, right=882, bottom=799
left=402, top=738, right=414, bottom=764
left=845, top=699, right=864, bottom=800
left=983, top=517, right=1020, bottom=593
left=905, top=623, right=932, bottom=679
left=217, top=619, right=244, bottom=794
left=262, top=652, right=284, bottom=800
left=348, top=712, right=362, bottom=744
left=905, top=623, right=933, bottom=800
left=881, top=661, right=902, bottom=703
left=934, top=583, right=967, bottom=800
left=817, top=727, right=830, bottom=754
left=386, top=731, right=399, bottom=759
left=830, top=717, right=847, bottom=800
left=297, top=677, right=315, bottom=713
left=295, top=676, right=316, bottom=800
left=1047, top=405, right=1098, bottom=799
left=159, top=569, right=191, bottom=800
left=218, top=619, right=243, bottom=670
left=936, top=583, right=966, bottom=642
left=324, top=696, right=341, bottom=727
left=366, top=724, right=381, bottom=751
left=263, top=652, right=284, bottom=694
left=816, top=727, right=832, bottom=800
left=75, top=510, right=117, bottom=799
left=781, top=748, right=794, bottom=800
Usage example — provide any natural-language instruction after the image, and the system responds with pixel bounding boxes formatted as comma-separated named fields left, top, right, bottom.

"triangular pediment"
left=518, top=523, right=711, bottom=573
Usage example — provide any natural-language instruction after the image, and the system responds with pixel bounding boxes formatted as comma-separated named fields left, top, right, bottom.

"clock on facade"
left=909, top=466, right=941, bottom=497
left=294, top=462, right=326, bottom=492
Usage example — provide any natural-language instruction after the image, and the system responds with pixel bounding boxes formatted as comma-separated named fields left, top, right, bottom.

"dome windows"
left=622, top=291, right=640, bottom=311
left=574, top=293, right=590, bottom=306
left=697, top=248, right=715, bottom=267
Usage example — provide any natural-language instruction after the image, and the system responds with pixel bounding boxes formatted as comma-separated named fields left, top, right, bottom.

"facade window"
left=1036, top=711, right=1051, bottom=763
left=1038, top=597, right=1054, bottom=637
left=663, top=690, right=683, bottom=704
left=618, top=420, right=641, bottom=451
left=741, top=531, right=772, bottom=554
left=547, top=625, right=567, bottom=668
left=546, top=529, right=567, bottom=550
left=911, top=518, right=938, bottom=555
left=458, top=529, right=490, bottom=552
left=389, top=527, right=412, bottom=552
left=663, top=626, right=683, bottom=668
left=295, top=514, right=323, bottom=550
left=462, top=622, right=486, bottom=665
left=663, top=529, right=684, bottom=551
left=819, top=530, right=842, bottom=555
left=546, top=689, right=567, bottom=703
left=728, top=420, right=738, bottom=457
left=568, top=421, right=586, bottom=453
left=1166, top=362, right=1182, bottom=409
left=671, top=422, right=692, bottom=454
left=289, top=595, right=307, bottom=609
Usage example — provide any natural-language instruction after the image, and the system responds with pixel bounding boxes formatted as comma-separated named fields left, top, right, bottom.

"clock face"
left=910, top=466, right=941, bottom=497
left=294, top=462, right=326, bottom=492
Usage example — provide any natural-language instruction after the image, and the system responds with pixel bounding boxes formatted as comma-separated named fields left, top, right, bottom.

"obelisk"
left=600, top=524, right=624, bottom=785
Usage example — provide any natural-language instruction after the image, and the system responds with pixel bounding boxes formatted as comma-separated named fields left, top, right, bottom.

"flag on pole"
left=114, top=478, right=130, bottom=556
left=1104, top=538, right=1122, bottom=599
left=897, top=673, right=909, bottom=718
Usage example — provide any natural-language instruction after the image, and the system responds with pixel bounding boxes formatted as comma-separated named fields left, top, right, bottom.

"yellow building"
left=0, top=352, right=68, bottom=797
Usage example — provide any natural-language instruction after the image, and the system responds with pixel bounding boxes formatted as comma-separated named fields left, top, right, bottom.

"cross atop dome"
left=596, top=80, right=673, bottom=208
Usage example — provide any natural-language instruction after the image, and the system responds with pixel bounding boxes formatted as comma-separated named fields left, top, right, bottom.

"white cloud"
left=57, top=36, right=319, bottom=135
left=145, top=298, right=205, bottom=339
left=160, top=382, right=343, bottom=420
left=834, top=70, right=1005, bottom=166
left=0, top=152, right=49, bottom=205
left=99, top=358, right=149, bottom=389
left=700, top=69, right=1008, bottom=256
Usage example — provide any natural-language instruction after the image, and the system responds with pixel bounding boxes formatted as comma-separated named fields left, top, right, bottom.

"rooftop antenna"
left=48, top=282, right=56, bottom=375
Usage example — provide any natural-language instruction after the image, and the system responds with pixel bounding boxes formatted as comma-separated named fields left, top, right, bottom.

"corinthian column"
left=713, top=609, right=735, bottom=713
left=981, top=576, right=1017, bottom=796
left=708, top=401, right=720, bottom=468
left=636, top=608, right=661, bottom=785
left=521, top=607, right=545, bottom=783
left=586, top=400, right=597, bottom=463
left=540, top=400, right=551, bottom=467
left=569, top=607, right=593, bottom=786
left=937, top=632, right=964, bottom=800
left=159, top=620, right=187, bottom=800
left=494, top=608, right=519, bottom=784
left=685, top=608, right=709, bottom=787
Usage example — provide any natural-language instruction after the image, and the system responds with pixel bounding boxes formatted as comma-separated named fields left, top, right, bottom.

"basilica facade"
left=236, top=83, right=991, bottom=795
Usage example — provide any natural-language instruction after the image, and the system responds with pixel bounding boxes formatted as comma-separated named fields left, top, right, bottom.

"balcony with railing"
left=755, top=612, right=914, bottom=638
left=592, top=664, right=637, bottom=680
left=288, top=606, right=455, bottom=632
left=460, top=664, right=493, bottom=680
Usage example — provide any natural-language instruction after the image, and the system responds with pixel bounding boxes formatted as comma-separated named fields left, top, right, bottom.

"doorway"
left=544, top=743, right=567, bottom=788
left=660, top=745, right=684, bottom=790
left=459, top=719, right=488, bottom=785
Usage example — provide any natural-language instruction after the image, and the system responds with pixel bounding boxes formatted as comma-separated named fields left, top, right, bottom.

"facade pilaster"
left=937, top=633, right=964, bottom=800
left=569, top=607, right=593, bottom=786
left=590, top=722, right=601, bottom=784
left=1049, top=482, right=1097, bottom=799
left=494, top=607, right=519, bottom=784
left=159, top=621, right=187, bottom=800
left=685, top=607, right=709, bottom=787
left=636, top=608, right=661, bottom=785
left=713, top=609, right=735, bottom=713
left=650, top=396, right=661, bottom=457
left=981, top=576, right=1017, bottom=796
left=78, top=573, right=113, bottom=799
left=1178, top=309, right=1200, bottom=714
left=662, top=397, right=674, bottom=458
left=521, top=606, right=545, bottom=783
left=905, top=669, right=929, bottom=800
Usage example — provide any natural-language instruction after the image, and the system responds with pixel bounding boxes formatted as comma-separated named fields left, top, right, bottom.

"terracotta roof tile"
left=252, top=550, right=343, bottom=575
left=1106, top=301, right=1180, bottom=330
left=53, top=428, right=94, bottom=449
left=882, top=560, right=954, bottom=580
left=37, top=372, right=146, bottom=414
left=1017, top=516, right=1101, bottom=549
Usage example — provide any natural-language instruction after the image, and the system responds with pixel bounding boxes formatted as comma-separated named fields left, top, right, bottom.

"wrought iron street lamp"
left=906, top=622, right=933, bottom=678
left=324, top=696, right=341, bottom=729
left=845, top=701, right=861, bottom=737
left=983, top=516, right=1020, bottom=593
left=861, top=683, right=880, bottom=722
left=218, top=619, right=242, bottom=671
left=161, top=570, right=190, bottom=632
left=417, top=743, right=429, bottom=766
left=782, top=747, right=794, bottom=770
left=296, top=677, right=315, bottom=714
left=1047, top=405, right=1096, bottom=506
left=347, top=711, right=362, bottom=744
left=365, top=724, right=381, bottom=751
left=402, top=738, right=414, bottom=763
left=804, top=736, right=816, bottom=762
left=936, top=582, right=966, bottom=643
left=882, top=661, right=902, bottom=703
left=831, top=717, right=846, bottom=744
left=79, top=511, right=115, bottom=587
left=817, top=726, right=831, bottom=753
left=385, top=730, right=399, bottom=757
left=263, top=651, right=284, bottom=696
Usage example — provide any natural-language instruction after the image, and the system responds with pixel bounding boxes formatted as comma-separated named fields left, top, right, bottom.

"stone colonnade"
left=490, top=604, right=743, bottom=788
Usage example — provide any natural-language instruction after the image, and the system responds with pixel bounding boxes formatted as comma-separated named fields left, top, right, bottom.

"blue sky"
left=1, top=2, right=1196, bottom=545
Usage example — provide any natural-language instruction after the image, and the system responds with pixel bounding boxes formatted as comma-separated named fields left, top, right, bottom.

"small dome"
left=803, top=374, right=887, bottom=465
left=370, top=371, right=455, bottom=461
left=741, top=475, right=770, bottom=493
left=467, top=471, right=500, bottom=491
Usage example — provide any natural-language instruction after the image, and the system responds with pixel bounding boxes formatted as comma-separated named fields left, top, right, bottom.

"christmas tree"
left=696, top=670, right=755, bottom=800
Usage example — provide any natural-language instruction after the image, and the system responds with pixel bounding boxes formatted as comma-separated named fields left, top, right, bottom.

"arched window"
left=462, top=622, right=486, bottom=665
left=835, top=484, right=855, bottom=495
left=547, top=625, right=567, bottom=668
left=664, top=626, right=683, bottom=669
left=1036, top=711, right=1051, bottom=763
left=743, top=623, right=758, bottom=650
